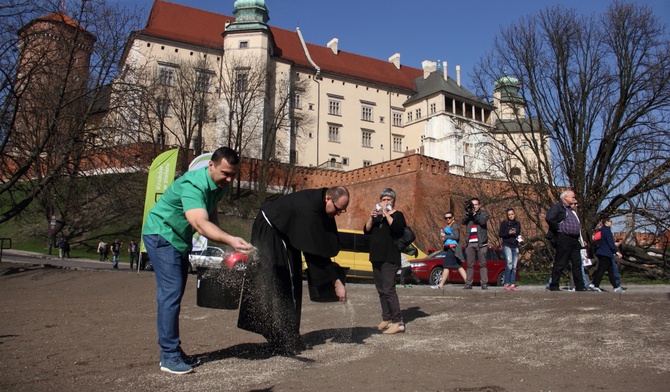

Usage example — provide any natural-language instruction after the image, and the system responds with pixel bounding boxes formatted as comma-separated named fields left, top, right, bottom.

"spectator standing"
left=591, top=216, right=625, bottom=292
left=545, top=190, right=587, bottom=291
left=128, top=240, right=139, bottom=270
left=431, top=212, right=466, bottom=289
left=462, top=198, right=490, bottom=290
left=57, top=238, right=65, bottom=259
left=110, top=239, right=123, bottom=269
left=61, top=239, right=70, bottom=258
left=97, top=240, right=107, bottom=261
left=238, top=186, right=349, bottom=355
left=499, top=208, right=521, bottom=291
left=364, top=188, right=406, bottom=334
left=142, top=147, right=252, bottom=374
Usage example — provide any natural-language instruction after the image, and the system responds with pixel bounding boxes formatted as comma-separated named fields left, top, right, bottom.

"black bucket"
left=196, top=267, right=245, bottom=309
left=307, top=266, right=349, bottom=302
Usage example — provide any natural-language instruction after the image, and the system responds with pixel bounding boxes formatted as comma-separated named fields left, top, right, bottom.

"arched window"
left=510, top=167, right=522, bottom=177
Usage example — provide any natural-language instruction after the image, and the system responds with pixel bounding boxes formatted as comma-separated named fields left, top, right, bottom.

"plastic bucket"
left=196, top=267, right=245, bottom=309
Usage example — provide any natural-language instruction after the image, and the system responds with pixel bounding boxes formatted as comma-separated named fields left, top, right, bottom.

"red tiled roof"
left=140, top=1, right=422, bottom=91
left=20, top=11, right=94, bottom=39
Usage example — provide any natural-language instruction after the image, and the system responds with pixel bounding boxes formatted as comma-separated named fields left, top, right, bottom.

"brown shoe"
left=382, top=322, right=405, bottom=334
left=377, top=320, right=391, bottom=331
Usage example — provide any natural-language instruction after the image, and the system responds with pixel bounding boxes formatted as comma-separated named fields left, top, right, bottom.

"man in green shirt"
left=143, top=147, right=252, bottom=375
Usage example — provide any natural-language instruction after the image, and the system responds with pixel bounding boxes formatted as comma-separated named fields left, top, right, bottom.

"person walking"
left=546, top=190, right=587, bottom=291
left=61, top=239, right=70, bottom=258
left=431, top=212, right=466, bottom=289
left=128, top=240, right=139, bottom=270
left=462, top=198, right=490, bottom=290
left=237, top=186, right=349, bottom=356
left=364, top=188, right=406, bottom=334
left=499, top=207, right=521, bottom=291
left=110, top=239, right=122, bottom=269
left=142, top=147, right=253, bottom=374
left=97, top=240, right=107, bottom=261
left=591, top=216, right=625, bottom=292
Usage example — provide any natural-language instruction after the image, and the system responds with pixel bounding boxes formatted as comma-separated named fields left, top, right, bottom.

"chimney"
left=327, top=38, right=338, bottom=55
left=443, top=61, right=448, bottom=80
left=422, top=60, right=437, bottom=79
left=456, top=65, right=461, bottom=86
left=389, top=53, right=400, bottom=69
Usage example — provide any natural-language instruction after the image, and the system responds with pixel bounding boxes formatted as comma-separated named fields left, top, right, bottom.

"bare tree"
left=472, top=2, right=670, bottom=275
left=0, top=0, right=142, bottom=231
left=218, top=56, right=313, bottom=197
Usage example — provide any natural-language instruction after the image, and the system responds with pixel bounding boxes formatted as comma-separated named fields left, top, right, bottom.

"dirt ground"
left=1, top=254, right=669, bottom=392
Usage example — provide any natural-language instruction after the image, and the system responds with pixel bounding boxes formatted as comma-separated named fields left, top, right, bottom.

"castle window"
left=392, top=110, right=403, bottom=127
left=328, top=124, right=340, bottom=142
left=195, top=70, right=212, bottom=92
left=362, top=130, right=372, bottom=147
left=328, top=99, right=341, bottom=116
left=361, top=105, right=373, bottom=122
left=158, top=64, right=176, bottom=86
left=392, top=135, right=403, bottom=152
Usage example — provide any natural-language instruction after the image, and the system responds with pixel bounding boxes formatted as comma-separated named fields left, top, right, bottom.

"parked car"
left=142, top=246, right=248, bottom=273
left=189, top=246, right=249, bottom=271
left=301, top=229, right=427, bottom=280
left=410, top=248, right=519, bottom=286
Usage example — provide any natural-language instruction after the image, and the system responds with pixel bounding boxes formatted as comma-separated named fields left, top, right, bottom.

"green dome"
left=233, top=0, right=268, bottom=11
left=232, top=0, right=269, bottom=25
left=494, top=75, right=519, bottom=89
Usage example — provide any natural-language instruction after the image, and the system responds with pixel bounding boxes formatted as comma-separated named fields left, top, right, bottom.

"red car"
left=410, top=248, right=519, bottom=286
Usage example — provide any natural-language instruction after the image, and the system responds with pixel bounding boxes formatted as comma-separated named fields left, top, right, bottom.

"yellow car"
left=302, top=229, right=427, bottom=280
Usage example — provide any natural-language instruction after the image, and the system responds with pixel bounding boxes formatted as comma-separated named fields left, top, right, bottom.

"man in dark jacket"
left=238, top=186, right=349, bottom=356
left=462, top=197, right=489, bottom=289
left=545, top=190, right=587, bottom=291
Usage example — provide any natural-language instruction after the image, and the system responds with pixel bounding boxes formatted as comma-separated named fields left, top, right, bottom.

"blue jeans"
left=502, top=246, right=519, bottom=285
left=112, top=253, right=120, bottom=268
left=143, top=234, right=190, bottom=360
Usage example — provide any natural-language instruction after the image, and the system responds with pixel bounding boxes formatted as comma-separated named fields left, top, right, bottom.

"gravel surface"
left=1, top=257, right=669, bottom=391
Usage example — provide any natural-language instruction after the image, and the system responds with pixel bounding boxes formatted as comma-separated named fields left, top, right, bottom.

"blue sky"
left=121, top=0, right=669, bottom=90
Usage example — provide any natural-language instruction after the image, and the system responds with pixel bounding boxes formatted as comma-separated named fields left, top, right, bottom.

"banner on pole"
left=139, top=149, right=179, bottom=253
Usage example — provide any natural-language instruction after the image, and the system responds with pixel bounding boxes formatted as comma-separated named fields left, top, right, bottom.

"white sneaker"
left=430, top=285, right=442, bottom=289
left=613, top=287, right=626, bottom=293
left=592, top=286, right=603, bottom=292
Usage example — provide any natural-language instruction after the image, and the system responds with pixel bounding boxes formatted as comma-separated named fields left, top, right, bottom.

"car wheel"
left=496, top=271, right=504, bottom=286
left=429, top=267, right=443, bottom=286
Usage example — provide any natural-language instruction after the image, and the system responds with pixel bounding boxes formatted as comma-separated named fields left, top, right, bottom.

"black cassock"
left=237, top=188, right=341, bottom=348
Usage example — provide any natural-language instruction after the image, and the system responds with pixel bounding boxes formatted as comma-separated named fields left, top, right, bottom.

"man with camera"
left=462, top=197, right=489, bottom=289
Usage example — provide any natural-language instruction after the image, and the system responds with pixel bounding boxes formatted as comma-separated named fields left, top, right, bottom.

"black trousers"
left=549, top=234, right=585, bottom=290
left=592, top=254, right=618, bottom=288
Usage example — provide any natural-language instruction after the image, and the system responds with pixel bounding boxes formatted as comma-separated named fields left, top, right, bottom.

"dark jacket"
left=498, top=220, right=521, bottom=248
left=461, top=209, right=489, bottom=246
left=595, top=225, right=618, bottom=259
left=545, top=201, right=568, bottom=242
left=364, top=210, right=406, bottom=265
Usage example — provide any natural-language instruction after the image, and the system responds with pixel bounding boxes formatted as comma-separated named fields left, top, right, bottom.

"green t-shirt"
left=142, top=167, right=227, bottom=257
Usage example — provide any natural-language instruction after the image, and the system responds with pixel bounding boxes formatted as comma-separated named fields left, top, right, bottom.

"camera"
left=376, top=203, right=391, bottom=212
left=465, top=200, right=475, bottom=213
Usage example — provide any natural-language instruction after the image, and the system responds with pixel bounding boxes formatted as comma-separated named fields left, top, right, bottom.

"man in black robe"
left=238, top=186, right=349, bottom=355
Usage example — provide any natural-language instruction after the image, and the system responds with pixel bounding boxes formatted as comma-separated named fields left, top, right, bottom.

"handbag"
left=394, top=225, right=416, bottom=252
